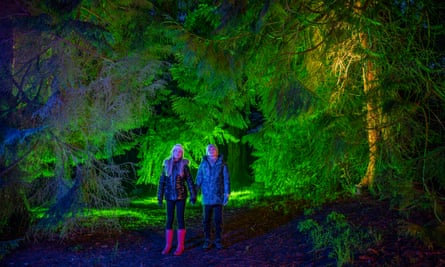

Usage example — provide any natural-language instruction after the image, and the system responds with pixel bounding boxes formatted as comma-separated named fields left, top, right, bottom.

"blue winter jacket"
left=196, top=155, right=230, bottom=205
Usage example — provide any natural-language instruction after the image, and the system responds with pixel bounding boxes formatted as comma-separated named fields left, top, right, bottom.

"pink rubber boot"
left=174, top=229, right=186, bottom=256
left=162, top=229, right=174, bottom=255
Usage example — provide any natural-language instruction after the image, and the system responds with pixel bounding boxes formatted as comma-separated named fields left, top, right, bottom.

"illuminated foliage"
left=0, top=0, right=444, bottom=239
left=0, top=0, right=169, bottom=236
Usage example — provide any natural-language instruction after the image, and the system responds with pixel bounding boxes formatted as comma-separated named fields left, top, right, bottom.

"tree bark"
left=0, top=2, right=16, bottom=110
left=356, top=1, right=380, bottom=189
left=226, top=128, right=254, bottom=189
left=360, top=59, right=380, bottom=187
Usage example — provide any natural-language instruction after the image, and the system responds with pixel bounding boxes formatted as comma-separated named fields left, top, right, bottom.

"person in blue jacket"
left=157, top=144, right=196, bottom=256
left=196, top=144, right=230, bottom=250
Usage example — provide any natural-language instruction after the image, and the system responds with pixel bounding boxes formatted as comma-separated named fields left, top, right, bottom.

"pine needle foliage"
left=136, top=2, right=253, bottom=185
left=181, top=0, right=445, bottom=220
left=1, top=0, right=170, bottom=238
left=1, top=0, right=444, bottom=240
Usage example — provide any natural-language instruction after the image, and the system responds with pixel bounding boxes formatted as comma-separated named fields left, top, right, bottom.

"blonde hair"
left=164, top=144, right=187, bottom=177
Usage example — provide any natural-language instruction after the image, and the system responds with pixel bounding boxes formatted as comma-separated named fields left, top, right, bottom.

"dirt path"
left=2, top=195, right=444, bottom=266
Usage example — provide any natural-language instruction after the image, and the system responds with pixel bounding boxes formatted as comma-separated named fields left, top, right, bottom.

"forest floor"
left=1, top=193, right=445, bottom=267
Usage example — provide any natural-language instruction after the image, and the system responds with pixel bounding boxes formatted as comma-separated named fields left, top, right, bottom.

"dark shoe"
left=202, top=239, right=211, bottom=250
left=215, top=239, right=224, bottom=249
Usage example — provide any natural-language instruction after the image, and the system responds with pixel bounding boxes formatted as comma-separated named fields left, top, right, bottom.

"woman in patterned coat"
left=157, top=144, right=196, bottom=256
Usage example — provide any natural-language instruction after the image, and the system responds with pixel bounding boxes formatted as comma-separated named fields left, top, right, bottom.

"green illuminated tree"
left=0, top=0, right=169, bottom=237
left=177, top=0, right=445, bottom=217
left=136, top=1, right=253, bottom=187
left=1, top=0, right=444, bottom=240
left=325, top=0, right=445, bottom=219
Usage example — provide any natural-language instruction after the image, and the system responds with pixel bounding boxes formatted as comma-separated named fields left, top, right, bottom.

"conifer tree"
left=176, top=0, right=445, bottom=218
left=0, top=0, right=169, bottom=238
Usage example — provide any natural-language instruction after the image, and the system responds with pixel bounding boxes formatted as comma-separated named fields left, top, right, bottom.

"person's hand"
left=223, top=194, right=229, bottom=206
left=190, top=197, right=196, bottom=205
left=158, top=199, right=163, bottom=208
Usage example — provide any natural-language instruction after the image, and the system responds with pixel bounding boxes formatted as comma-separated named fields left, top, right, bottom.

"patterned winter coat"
left=157, top=159, right=196, bottom=202
left=196, top=155, right=230, bottom=205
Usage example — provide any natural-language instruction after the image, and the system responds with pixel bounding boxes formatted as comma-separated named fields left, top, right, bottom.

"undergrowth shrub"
left=298, top=211, right=372, bottom=266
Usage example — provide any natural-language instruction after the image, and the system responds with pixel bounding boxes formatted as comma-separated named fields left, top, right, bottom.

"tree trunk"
left=356, top=1, right=381, bottom=189
left=226, top=128, right=254, bottom=189
left=360, top=59, right=380, bottom=187
left=0, top=1, right=33, bottom=238
left=0, top=2, right=16, bottom=109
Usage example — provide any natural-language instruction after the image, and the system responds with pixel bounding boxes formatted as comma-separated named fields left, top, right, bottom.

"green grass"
left=27, top=189, right=261, bottom=238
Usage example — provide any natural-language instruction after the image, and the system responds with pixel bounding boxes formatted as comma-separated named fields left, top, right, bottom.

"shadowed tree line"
left=0, top=0, right=444, bottom=246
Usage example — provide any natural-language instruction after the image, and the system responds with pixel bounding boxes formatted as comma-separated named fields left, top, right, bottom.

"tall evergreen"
left=0, top=0, right=443, bottom=239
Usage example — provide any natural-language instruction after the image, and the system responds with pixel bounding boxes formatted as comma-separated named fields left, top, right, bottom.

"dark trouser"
left=165, top=199, right=186, bottom=229
left=203, top=204, right=223, bottom=240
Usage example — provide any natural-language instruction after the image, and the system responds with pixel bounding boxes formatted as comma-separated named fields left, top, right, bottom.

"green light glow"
left=228, top=190, right=258, bottom=206
left=30, top=190, right=259, bottom=230
left=31, top=207, right=47, bottom=219
left=130, top=196, right=159, bottom=206
left=131, top=190, right=258, bottom=207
